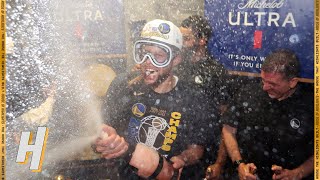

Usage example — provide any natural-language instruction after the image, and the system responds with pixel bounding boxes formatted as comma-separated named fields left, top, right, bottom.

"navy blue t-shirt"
left=102, top=73, right=219, bottom=179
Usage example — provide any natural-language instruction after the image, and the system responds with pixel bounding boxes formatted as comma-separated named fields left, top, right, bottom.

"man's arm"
left=205, top=136, right=227, bottom=180
left=272, top=155, right=314, bottom=180
left=94, top=124, right=183, bottom=179
left=129, top=143, right=177, bottom=179
left=127, top=143, right=204, bottom=179
left=222, top=124, right=240, bottom=162
left=170, top=144, right=204, bottom=169
left=222, top=124, right=257, bottom=180
left=214, top=137, right=227, bottom=165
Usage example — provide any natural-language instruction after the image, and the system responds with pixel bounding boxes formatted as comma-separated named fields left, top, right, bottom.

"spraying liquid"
left=6, top=0, right=120, bottom=179
left=100, top=131, right=109, bottom=140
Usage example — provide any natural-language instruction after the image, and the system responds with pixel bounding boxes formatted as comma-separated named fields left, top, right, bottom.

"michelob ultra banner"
left=52, top=0, right=126, bottom=56
left=205, top=0, right=314, bottom=79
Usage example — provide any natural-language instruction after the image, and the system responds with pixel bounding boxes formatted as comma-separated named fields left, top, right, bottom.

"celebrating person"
left=94, top=19, right=218, bottom=179
left=222, top=49, right=314, bottom=180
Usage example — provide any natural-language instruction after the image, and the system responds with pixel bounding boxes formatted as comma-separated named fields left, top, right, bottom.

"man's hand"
left=170, top=155, right=185, bottom=169
left=94, top=124, right=128, bottom=159
left=272, top=165, right=304, bottom=180
left=169, top=156, right=184, bottom=180
left=205, top=163, right=223, bottom=180
left=238, top=163, right=257, bottom=180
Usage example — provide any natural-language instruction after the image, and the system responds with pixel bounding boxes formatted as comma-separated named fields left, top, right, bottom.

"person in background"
left=94, top=19, right=218, bottom=179
left=221, top=49, right=314, bottom=180
left=177, top=15, right=232, bottom=113
left=177, top=15, right=231, bottom=179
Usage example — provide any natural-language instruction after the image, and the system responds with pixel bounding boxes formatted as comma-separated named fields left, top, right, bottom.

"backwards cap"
left=140, top=19, right=182, bottom=50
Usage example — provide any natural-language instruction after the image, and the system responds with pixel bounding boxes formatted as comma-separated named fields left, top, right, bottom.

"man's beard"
left=152, top=72, right=171, bottom=88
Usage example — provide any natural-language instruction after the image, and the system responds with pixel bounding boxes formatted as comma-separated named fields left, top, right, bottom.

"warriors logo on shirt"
left=132, top=103, right=146, bottom=117
left=290, top=118, right=301, bottom=129
left=194, top=75, right=204, bottom=84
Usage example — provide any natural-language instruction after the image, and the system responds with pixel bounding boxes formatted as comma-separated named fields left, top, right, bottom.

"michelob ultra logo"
left=16, top=127, right=49, bottom=172
left=205, top=0, right=314, bottom=79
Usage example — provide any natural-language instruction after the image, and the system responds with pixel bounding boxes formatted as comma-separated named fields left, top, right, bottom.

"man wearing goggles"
left=132, top=21, right=182, bottom=89
left=94, top=19, right=216, bottom=180
left=134, top=40, right=179, bottom=68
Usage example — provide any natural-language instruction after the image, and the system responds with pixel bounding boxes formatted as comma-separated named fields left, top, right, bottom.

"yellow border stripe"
left=315, top=0, right=320, bottom=179
left=0, top=0, right=5, bottom=179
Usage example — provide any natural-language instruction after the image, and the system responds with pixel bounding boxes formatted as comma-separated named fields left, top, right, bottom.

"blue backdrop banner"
left=205, top=0, right=314, bottom=79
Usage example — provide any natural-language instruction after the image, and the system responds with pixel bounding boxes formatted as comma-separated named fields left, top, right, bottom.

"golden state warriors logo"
left=194, top=75, right=204, bottom=84
left=290, top=118, right=300, bottom=129
left=132, top=103, right=146, bottom=117
left=158, top=23, right=170, bottom=34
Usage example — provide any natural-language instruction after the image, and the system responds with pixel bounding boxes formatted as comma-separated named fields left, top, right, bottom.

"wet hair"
left=181, top=15, right=212, bottom=40
left=261, top=49, right=300, bottom=79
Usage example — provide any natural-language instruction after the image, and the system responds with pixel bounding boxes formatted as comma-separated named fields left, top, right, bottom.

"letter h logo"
left=16, top=127, right=49, bottom=172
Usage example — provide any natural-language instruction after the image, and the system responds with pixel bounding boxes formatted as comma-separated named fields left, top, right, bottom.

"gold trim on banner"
left=315, top=0, right=320, bottom=179
left=0, top=0, right=5, bottom=179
